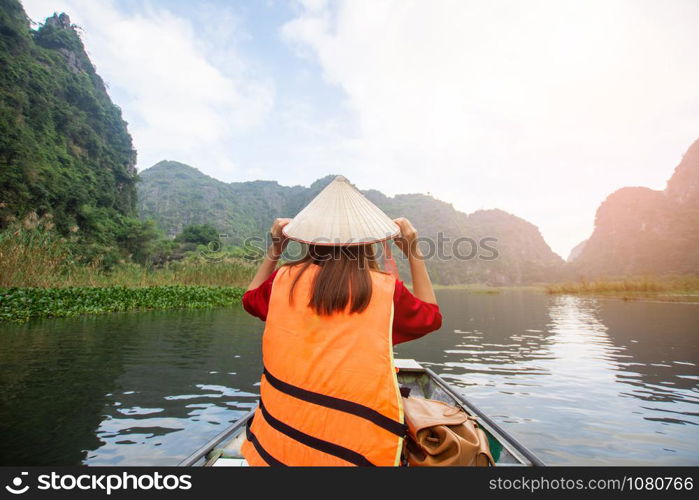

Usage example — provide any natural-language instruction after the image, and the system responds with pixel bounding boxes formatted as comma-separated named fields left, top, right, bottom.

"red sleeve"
left=392, top=280, right=442, bottom=345
left=243, top=271, right=442, bottom=341
left=242, top=269, right=279, bottom=321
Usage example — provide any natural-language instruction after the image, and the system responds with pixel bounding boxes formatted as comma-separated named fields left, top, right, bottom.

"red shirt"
left=242, top=268, right=442, bottom=345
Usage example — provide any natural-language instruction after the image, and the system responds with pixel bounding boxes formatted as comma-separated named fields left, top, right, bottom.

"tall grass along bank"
left=0, top=219, right=256, bottom=288
left=545, top=276, right=699, bottom=302
left=0, top=222, right=253, bottom=322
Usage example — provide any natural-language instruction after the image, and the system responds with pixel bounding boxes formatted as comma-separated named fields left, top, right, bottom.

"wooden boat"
left=179, top=359, right=544, bottom=466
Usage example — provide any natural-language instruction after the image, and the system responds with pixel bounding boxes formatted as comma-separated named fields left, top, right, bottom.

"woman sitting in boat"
left=240, top=176, right=442, bottom=466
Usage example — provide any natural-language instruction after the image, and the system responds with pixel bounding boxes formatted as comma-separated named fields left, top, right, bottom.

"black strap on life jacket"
left=258, top=399, right=375, bottom=466
left=245, top=417, right=286, bottom=467
left=263, top=367, right=407, bottom=438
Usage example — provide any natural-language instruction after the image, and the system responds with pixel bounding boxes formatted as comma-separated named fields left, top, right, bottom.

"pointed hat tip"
left=284, top=173, right=398, bottom=245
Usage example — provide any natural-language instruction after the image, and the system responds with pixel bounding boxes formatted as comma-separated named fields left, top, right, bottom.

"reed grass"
left=431, top=283, right=504, bottom=294
left=0, top=218, right=256, bottom=288
left=545, top=276, right=699, bottom=301
left=0, top=219, right=256, bottom=322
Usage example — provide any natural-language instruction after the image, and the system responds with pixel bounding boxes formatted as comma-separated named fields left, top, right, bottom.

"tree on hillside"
left=174, top=224, right=220, bottom=246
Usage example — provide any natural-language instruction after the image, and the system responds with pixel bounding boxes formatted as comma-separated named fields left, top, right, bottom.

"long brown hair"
left=285, top=244, right=384, bottom=315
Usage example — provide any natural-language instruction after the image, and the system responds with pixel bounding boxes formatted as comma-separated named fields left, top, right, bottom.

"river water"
left=0, top=290, right=697, bottom=465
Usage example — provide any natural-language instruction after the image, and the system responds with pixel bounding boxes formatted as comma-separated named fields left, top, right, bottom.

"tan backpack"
left=402, top=397, right=495, bottom=467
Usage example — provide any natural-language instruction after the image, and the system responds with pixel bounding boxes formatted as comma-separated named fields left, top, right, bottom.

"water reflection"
left=84, top=310, right=263, bottom=466
left=0, top=309, right=263, bottom=466
left=1, top=290, right=697, bottom=465
left=395, top=291, right=699, bottom=465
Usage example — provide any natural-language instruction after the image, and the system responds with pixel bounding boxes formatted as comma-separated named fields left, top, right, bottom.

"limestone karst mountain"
left=569, top=139, right=699, bottom=276
left=137, top=161, right=565, bottom=285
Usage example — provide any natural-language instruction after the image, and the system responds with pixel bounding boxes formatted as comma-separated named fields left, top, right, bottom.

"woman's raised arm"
left=392, top=217, right=438, bottom=305
left=246, top=218, right=290, bottom=291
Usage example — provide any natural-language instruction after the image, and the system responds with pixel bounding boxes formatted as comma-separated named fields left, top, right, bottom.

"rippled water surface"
left=1, top=290, right=697, bottom=465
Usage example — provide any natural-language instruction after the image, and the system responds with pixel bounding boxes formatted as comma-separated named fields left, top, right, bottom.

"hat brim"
left=282, top=225, right=400, bottom=246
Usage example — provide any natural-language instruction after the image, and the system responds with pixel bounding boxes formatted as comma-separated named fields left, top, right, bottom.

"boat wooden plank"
left=393, top=358, right=424, bottom=371
left=212, top=458, right=248, bottom=467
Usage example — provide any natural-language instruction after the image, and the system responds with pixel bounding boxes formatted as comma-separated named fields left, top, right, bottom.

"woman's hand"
left=393, top=217, right=420, bottom=258
left=269, top=218, right=291, bottom=258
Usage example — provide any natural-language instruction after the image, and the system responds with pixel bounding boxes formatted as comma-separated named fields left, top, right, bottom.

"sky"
left=21, top=0, right=699, bottom=258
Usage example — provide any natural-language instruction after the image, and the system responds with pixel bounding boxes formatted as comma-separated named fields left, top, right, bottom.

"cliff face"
left=0, top=1, right=137, bottom=252
left=138, top=162, right=565, bottom=285
left=567, top=239, right=587, bottom=263
left=570, top=139, right=699, bottom=276
left=666, top=139, right=699, bottom=206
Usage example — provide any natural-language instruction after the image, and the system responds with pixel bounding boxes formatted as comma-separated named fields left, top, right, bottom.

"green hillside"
left=137, top=160, right=309, bottom=242
left=0, top=1, right=148, bottom=266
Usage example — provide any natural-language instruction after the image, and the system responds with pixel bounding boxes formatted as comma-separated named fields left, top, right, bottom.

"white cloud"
left=18, top=0, right=699, bottom=257
left=282, top=0, right=699, bottom=257
left=22, top=0, right=274, bottom=181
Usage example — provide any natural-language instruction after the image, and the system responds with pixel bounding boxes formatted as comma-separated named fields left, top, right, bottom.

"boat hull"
left=179, top=359, right=544, bottom=467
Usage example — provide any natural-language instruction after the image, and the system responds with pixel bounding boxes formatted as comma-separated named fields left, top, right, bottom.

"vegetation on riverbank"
left=0, top=218, right=256, bottom=288
left=4, top=212, right=699, bottom=325
left=0, top=286, right=246, bottom=323
left=545, top=276, right=699, bottom=302
left=430, top=283, right=502, bottom=294
left=0, top=219, right=254, bottom=323
left=430, top=283, right=550, bottom=294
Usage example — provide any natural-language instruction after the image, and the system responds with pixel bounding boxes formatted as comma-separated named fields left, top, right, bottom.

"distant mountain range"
left=568, top=139, right=699, bottom=276
left=138, top=137, right=699, bottom=283
left=137, top=161, right=565, bottom=285
left=3, top=0, right=695, bottom=284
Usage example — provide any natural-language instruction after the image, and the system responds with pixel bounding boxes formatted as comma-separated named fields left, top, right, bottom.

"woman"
left=240, top=176, right=442, bottom=466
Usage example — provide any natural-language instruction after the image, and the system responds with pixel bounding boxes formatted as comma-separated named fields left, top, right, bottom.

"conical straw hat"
left=283, top=176, right=399, bottom=246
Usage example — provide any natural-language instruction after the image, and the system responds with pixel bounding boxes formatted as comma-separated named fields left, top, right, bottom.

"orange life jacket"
left=241, top=264, right=405, bottom=466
